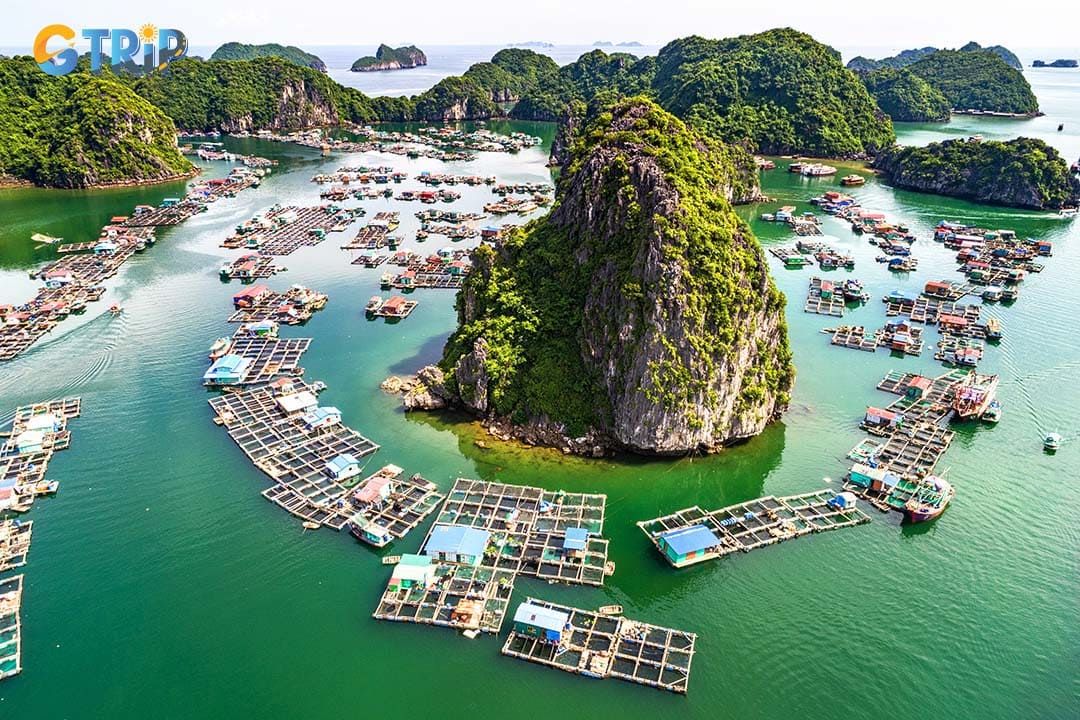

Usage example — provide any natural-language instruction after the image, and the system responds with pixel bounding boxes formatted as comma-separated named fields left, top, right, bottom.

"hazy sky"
left=4, top=0, right=1076, bottom=52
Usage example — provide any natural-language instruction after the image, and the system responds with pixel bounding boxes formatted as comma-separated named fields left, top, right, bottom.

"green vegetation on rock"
left=848, top=42, right=1022, bottom=71
left=906, top=50, right=1039, bottom=114
left=0, top=56, right=194, bottom=188
left=440, top=97, right=792, bottom=454
left=351, top=45, right=427, bottom=72
left=650, top=30, right=893, bottom=156
left=210, top=42, right=327, bottom=72
left=873, top=137, right=1080, bottom=209
left=862, top=68, right=951, bottom=122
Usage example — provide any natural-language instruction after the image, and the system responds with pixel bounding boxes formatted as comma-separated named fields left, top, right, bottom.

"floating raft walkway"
left=637, top=490, right=869, bottom=568
left=207, top=336, right=311, bottom=386
left=219, top=254, right=282, bottom=281
left=374, top=479, right=612, bottom=635
left=0, top=521, right=32, bottom=573
left=501, top=598, right=697, bottom=694
left=341, top=465, right=443, bottom=545
left=876, top=368, right=968, bottom=424
left=884, top=296, right=980, bottom=326
left=1, top=398, right=81, bottom=508
left=847, top=422, right=955, bottom=479
left=824, top=325, right=878, bottom=352
left=243, top=206, right=359, bottom=256
left=0, top=575, right=23, bottom=681
left=804, top=277, right=846, bottom=317
left=228, top=286, right=328, bottom=324
left=208, top=379, right=391, bottom=528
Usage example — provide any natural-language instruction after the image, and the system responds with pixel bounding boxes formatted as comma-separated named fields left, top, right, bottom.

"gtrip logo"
left=34, top=24, right=187, bottom=76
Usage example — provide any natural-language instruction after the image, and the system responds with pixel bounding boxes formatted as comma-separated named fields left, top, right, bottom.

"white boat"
left=1059, top=208, right=1078, bottom=218
left=598, top=605, right=623, bottom=615
left=302, top=521, right=320, bottom=530
left=1044, top=433, right=1062, bottom=451
left=31, top=232, right=63, bottom=244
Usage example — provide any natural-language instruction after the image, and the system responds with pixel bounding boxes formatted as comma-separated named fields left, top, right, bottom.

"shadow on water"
left=386, top=332, right=450, bottom=375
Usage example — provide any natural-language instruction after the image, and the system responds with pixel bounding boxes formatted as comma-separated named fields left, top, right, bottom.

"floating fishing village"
left=2, top=27, right=1079, bottom=719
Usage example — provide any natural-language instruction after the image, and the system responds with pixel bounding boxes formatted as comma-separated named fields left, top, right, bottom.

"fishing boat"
left=981, top=400, right=1002, bottom=423
left=302, top=521, right=320, bottom=530
left=842, top=279, right=868, bottom=301
left=1060, top=207, right=1078, bottom=218
left=802, top=163, right=838, bottom=177
left=1043, top=433, right=1062, bottom=451
left=109, top=304, right=123, bottom=315
left=952, top=373, right=999, bottom=420
left=598, top=605, right=623, bottom=615
left=904, top=476, right=954, bottom=523
left=788, top=162, right=805, bottom=173
left=208, top=337, right=232, bottom=360
left=462, top=629, right=480, bottom=639
left=365, top=296, right=384, bottom=315
left=840, top=174, right=865, bottom=186
left=760, top=213, right=775, bottom=222
left=984, top=317, right=1003, bottom=340
left=379, top=273, right=394, bottom=289
left=31, top=232, right=63, bottom=245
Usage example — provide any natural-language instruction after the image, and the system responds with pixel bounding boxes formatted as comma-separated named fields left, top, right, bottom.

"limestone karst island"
left=1, top=5, right=1078, bottom=720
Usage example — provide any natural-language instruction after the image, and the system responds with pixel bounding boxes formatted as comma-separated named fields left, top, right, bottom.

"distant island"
left=593, top=41, right=614, bottom=47
left=848, top=41, right=1022, bottom=71
left=1033, top=59, right=1078, bottom=68
left=210, top=42, right=326, bottom=72
left=874, top=137, right=1080, bottom=210
left=351, top=45, right=427, bottom=72
left=515, top=41, right=555, bottom=48
left=852, top=46, right=1038, bottom=118
left=617, top=41, right=644, bottom=47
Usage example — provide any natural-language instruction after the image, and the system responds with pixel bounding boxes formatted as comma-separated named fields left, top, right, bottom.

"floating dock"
left=228, top=286, right=328, bottom=325
left=637, top=490, right=869, bottom=568
left=342, top=464, right=443, bottom=545
left=204, top=336, right=311, bottom=386
left=1, top=398, right=81, bottom=509
left=219, top=254, right=282, bottom=281
left=374, top=479, right=612, bottom=635
left=0, top=575, right=23, bottom=681
left=804, top=277, right=846, bottom=317
left=225, top=205, right=360, bottom=256
left=208, top=379, right=389, bottom=528
left=825, top=325, right=878, bottom=352
left=0, top=521, right=32, bottom=573
left=501, top=598, right=697, bottom=694
left=875, top=368, right=968, bottom=424
left=848, top=422, right=955, bottom=479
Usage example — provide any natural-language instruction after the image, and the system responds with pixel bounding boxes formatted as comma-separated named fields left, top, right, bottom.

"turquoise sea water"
left=0, top=58, right=1078, bottom=718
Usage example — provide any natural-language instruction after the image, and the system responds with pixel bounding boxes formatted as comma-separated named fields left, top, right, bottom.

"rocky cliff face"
left=873, top=137, right=1080, bottom=210
left=426, top=98, right=793, bottom=456
left=215, top=78, right=339, bottom=132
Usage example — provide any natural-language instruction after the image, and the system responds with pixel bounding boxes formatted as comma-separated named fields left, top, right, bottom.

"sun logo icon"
left=138, top=23, right=158, bottom=44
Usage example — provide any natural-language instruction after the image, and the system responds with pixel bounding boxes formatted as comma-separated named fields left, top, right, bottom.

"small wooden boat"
left=31, top=232, right=63, bottom=245
left=598, top=605, right=623, bottom=616
left=981, top=400, right=1002, bottom=423
left=31, top=480, right=59, bottom=495
left=840, top=174, right=865, bottom=186
left=904, top=477, right=954, bottom=523
left=462, top=629, right=480, bottom=639
left=302, top=521, right=320, bottom=530
left=381, top=555, right=401, bottom=565
left=1044, top=433, right=1062, bottom=451
left=208, top=337, right=231, bottom=360
left=109, top=304, right=123, bottom=315
left=365, top=296, right=383, bottom=314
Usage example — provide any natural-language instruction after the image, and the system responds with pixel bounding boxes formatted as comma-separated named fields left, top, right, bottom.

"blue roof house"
left=325, top=453, right=361, bottom=481
left=423, top=524, right=490, bottom=566
left=657, top=525, right=721, bottom=567
left=202, top=354, right=251, bottom=386
left=561, top=527, right=589, bottom=557
left=513, top=602, right=569, bottom=643
left=303, top=406, right=342, bottom=431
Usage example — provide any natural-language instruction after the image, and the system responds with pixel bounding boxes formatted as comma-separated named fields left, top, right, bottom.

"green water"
left=0, top=102, right=1077, bottom=717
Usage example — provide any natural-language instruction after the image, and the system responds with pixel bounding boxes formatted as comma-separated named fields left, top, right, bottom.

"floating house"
left=14, top=430, right=45, bottom=454
left=93, top=240, right=117, bottom=255
left=847, top=463, right=901, bottom=494
left=864, top=407, right=903, bottom=432
left=354, top=472, right=394, bottom=505
left=275, top=390, right=318, bottom=416
left=23, top=413, right=61, bottom=433
left=906, top=376, right=933, bottom=399
left=232, top=284, right=272, bottom=309
left=43, top=271, right=75, bottom=288
left=562, top=527, right=589, bottom=559
left=202, top=354, right=251, bottom=386
left=423, top=525, right=490, bottom=566
left=388, top=554, right=437, bottom=591
left=303, top=406, right=342, bottom=431
left=512, top=602, right=569, bottom=644
left=827, top=491, right=859, bottom=511
left=657, top=525, right=720, bottom=567
left=352, top=519, right=393, bottom=546
left=325, top=453, right=362, bottom=481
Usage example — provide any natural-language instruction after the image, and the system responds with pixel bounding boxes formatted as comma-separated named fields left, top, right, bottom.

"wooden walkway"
left=0, top=575, right=23, bottom=681
left=637, top=490, right=870, bottom=568
left=501, top=598, right=698, bottom=694
left=0, top=521, right=32, bottom=573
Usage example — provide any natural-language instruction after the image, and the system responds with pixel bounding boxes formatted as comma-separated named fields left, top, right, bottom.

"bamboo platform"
left=501, top=597, right=697, bottom=694
left=876, top=368, right=968, bottom=424
left=768, top=247, right=811, bottom=267
left=373, top=562, right=517, bottom=634
left=208, top=381, right=383, bottom=527
left=254, top=206, right=359, bottom=256
left=336, top=466, right=444, bottom=541
left=825, top=325, right=878, bottom=351
left=220, top=337, right=312, bottom=385
left=637, top=490, right=870, bottom=569
left=848, top=421, right=955, bottom=478
left=0, top=521, right=32, bottom=573
left=804, top=277, right=846, bottom=317
left=220, top=255, right=282, bottom=281
left=0, top=575, right=23, bottom=681
left=351, top=253, right=388, bottom=267
left=886, top=296, right=980, bottom=326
